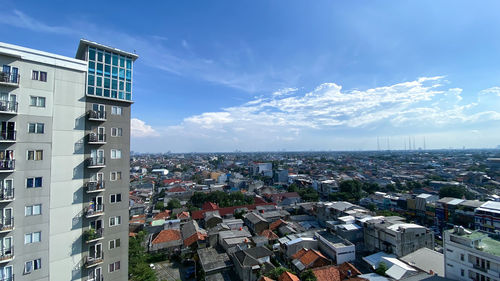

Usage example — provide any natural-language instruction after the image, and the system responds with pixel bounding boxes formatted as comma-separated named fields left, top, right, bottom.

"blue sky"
left=2, top=1, right=500, bottom=152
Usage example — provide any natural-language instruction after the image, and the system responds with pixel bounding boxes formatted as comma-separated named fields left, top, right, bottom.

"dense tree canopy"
left=190, top=191, right=254, bottom=208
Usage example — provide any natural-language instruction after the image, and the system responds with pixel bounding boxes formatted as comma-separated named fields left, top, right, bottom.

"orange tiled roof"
left=178, top=211, right=190, bottom=219
left=183, top=232, right=207, bottom=247
left=260, top=229, right=279, bottom=240
left=294, top=248, right=329, bottom=268
left=129, top=232, right=137, bottom=237
left=269, top=219, right=285, bottom=231
left=292, top=248, right=308, bottom=260
left=153, top=210, right=171, bottom=220
left=312, top=265, right=341, bottom=281
left=258, top=277, right=275, bottom=281
left=152, top=229, right=181, bottom=244
left=202, top=202, right=219, bottom=211
left=278, top=271, right=300, bottom=281
left=338, top=262, right=362, bottom=279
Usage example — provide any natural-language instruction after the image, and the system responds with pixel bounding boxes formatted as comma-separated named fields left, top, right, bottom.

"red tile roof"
left=293, top=248, right=330, bottom=269
left=337, top=262, right=362, bottom=279
left=312, top=265, right=341, bottom=281
left=278, top=271, right=300, bottom=281
left=254, top=196, right=267, bottom=204
left=202, top=202, right=219, bottom=211
left=269, top=219, right=286, bottom=231
left=167, top=186, right=187, bottom=193
left=192, top=202, right=276, bottom=220
left=152, top=229, right=181, bottom=244
left=270, top=192, right=300, bottom=203
left=178, top=211, right=190, bottom=219
left=153, top=210, right=171, bottom=220
left=260, top=229, right=279, bottom=240
left=183, top=232, right=207, bottom=247
left=162, top=179, right=181, bottom=185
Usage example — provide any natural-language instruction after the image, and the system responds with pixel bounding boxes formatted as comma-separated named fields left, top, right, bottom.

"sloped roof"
left=192, top=202, right=276, bottom=219
left=278, top=271, right=300, bottom=281
left=153, top=210, right=171, bottom=220
left=338, top=262, right=362, bottom=279
left=260, top=229, right=279, bottom=240
left=312, top=265, right=341, bottom=281
left=152, top=229, right=181, bottom=244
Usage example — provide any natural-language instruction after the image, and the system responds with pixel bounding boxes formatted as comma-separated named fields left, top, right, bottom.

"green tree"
left=166, top=198, right=182, bottom=210
left=375, top=262, right=388, bottom=276
left=439, top=185, right=474, bottom=199
left=300, top=269, right=317, bottom=281
left=129, top=231, right=156, bottom=281
left=155, top=202, right=165, bottom=211
left=265, top=267, right=293, bottom=280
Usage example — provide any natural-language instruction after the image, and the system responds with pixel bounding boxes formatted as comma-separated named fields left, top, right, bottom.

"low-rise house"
left=181, top=220, right=207, bottom=249
left=261, top=210, right=290, bottom=223
left=177, top=211, right=190, bottom=221
left=278, top=271, right=300, bottom=281
left=149, top=229, right=182, bottom=253
left=400, top=247, right=444, bottom=277
left=232, top=246, right=274, bottom=281
left=197, top=247, right=233, bottom=277
left=205, top=211, right=223, bottom=229
left=291, top=248, right=331, bottom=271
left=270, top=192, right=301, bottom=205
left=222, top=218, right=244, bottom=230
left=283, top=236, right=318, bottom=258
left=218, top=229, right=252, bottom=250
left=244, top=212, right=269, bottom=235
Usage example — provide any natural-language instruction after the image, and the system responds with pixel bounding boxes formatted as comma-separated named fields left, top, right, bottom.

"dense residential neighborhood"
left=128, top=150, right=500, bottom=281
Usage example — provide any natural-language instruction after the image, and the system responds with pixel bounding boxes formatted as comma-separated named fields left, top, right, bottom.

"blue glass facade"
left=86, top=47, right=133, bottom=101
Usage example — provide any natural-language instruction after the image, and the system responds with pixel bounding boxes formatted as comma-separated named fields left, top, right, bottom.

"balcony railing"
left=0, top=189, right=14, bottom=201
left=84, top=228, right=104, bottom=243
left=88, top=110, right=106, bottom=121
left=0, top=101, right=17, bottom=114
left=473, top=264, right=488, bottom=273
left=0, top=160, right=14, bottom=172
left=84, top=252, right=104, bottom=268
left=0, top=247, right=13, bottom=262
left=85, top=204, right=104, bottom=218
left=0, top=218, right=13, bottom=232
left=86, top=274, right=102, bottom=281
left=0, top=131, right=16, bottom=141
left=86, top=181, right=105, bottom=193
left=86, top=157, right=105, bottom=168
left=0, top=71, right=19, bottom=86
left=88, top=133, right=106, bottom=144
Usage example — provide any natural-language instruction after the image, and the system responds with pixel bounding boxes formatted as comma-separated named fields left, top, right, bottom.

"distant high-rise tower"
left=0, top=39, right=137, bottom=280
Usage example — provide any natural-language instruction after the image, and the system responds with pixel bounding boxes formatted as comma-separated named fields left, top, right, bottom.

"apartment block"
left=444, top=226, right=500, bottom=281
left=0, top=39, right=136, bottom=281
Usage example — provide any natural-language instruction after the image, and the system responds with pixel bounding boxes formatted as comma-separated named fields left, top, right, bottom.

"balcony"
left=85, top=205, right=104, bottom=218
left=0, top=131, right=16, bottom=142
left=86, top=157, right=105, bottom=168
left=87, top=110, right=106, bottom=121
left=0, top=218, right=13, bottom=233
left=0, top=160, right=14, bottom=172
left=473, top=264, right=488, bottom=273
left=0, top=275, right=14, bottom=281
left=0, top=247, right=13, bottom=263
left=0, top=71, right=19, bottom=87
left=85, top=181, right=105, bottom=193
left=0, top=189, right=14, bottom=202
left=84, top=252, right=104, bottom=268
left=86, top=274, right=102, bottom=281
left=0, top=101, right=17, bottom=115
left=84, top=228, right=104, bottom=243
left=88, top=133, right=106, bottom=144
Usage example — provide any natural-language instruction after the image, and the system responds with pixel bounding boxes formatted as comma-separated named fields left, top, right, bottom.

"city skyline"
left=2, top=1, right=500, bottom=152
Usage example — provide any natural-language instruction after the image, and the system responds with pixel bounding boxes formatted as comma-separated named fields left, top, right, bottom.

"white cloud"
left=131, top=118, right=158, bottom=138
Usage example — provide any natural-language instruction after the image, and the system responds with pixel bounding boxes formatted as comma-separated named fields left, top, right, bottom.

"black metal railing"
left=88, top=110, right=106, bottom=120
left=84, top=252, right=104, bottom=267
left=0, top=218, right=13, bottom=232
left=0, top=101, right=18, bottom=113
left=86, top=157, right=105, bottom=167
left=85, top=204, right=104, bottom=217
left=88, top=133, right=106, bottom=143
left=0, top=131, right=16, bottom=141
left=0, top=71, right=19, bottom=85
left=86, top=181, right=105, bottom=192
left=0, top=160, right=14, bottom=171
left=0, top=188, right=14, bottom=201
left=0, top=246, right=13, bottom=261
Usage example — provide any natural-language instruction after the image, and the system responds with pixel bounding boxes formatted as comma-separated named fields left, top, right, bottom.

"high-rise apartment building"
left=0, top=39, right=136, bottom=280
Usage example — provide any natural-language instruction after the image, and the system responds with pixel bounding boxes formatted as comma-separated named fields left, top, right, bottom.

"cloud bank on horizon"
left=131, top=76, right=500, bottom=152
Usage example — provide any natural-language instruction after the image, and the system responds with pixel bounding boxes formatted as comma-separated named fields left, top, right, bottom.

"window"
left=25, top=204, right=41, bottom=216
left=109, top=238, right=121, bottom=249
left=111, top=127, right=122, bottom=137
left=26, top=177, right=42, bottom=188
left=29, top=96, right=46, bottom=107
left=31, top=71, right=39, bottom=80
left=110, top=149, right=122, bottom=159
left=109, top=261, right=120, bottom=273
left=110, top=171, right=122, bottom=181
left=461, top=254, right=464, bottom=261
left=461, top=269, right=464, bottom=276
left=24, top=231, right=41, bottom=244
left=24, top=258, right=41, bottom=274
left=109, top=216, right=121, bottom=227
left=110, top=193, right=122, bottom=203
left=27, top=150, right=43, bottom=161
left=39, top=72, right=47, bottom=82
left=28, top=122, right=44, bottom=134
left=111, top=106, right=122, bottom=115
